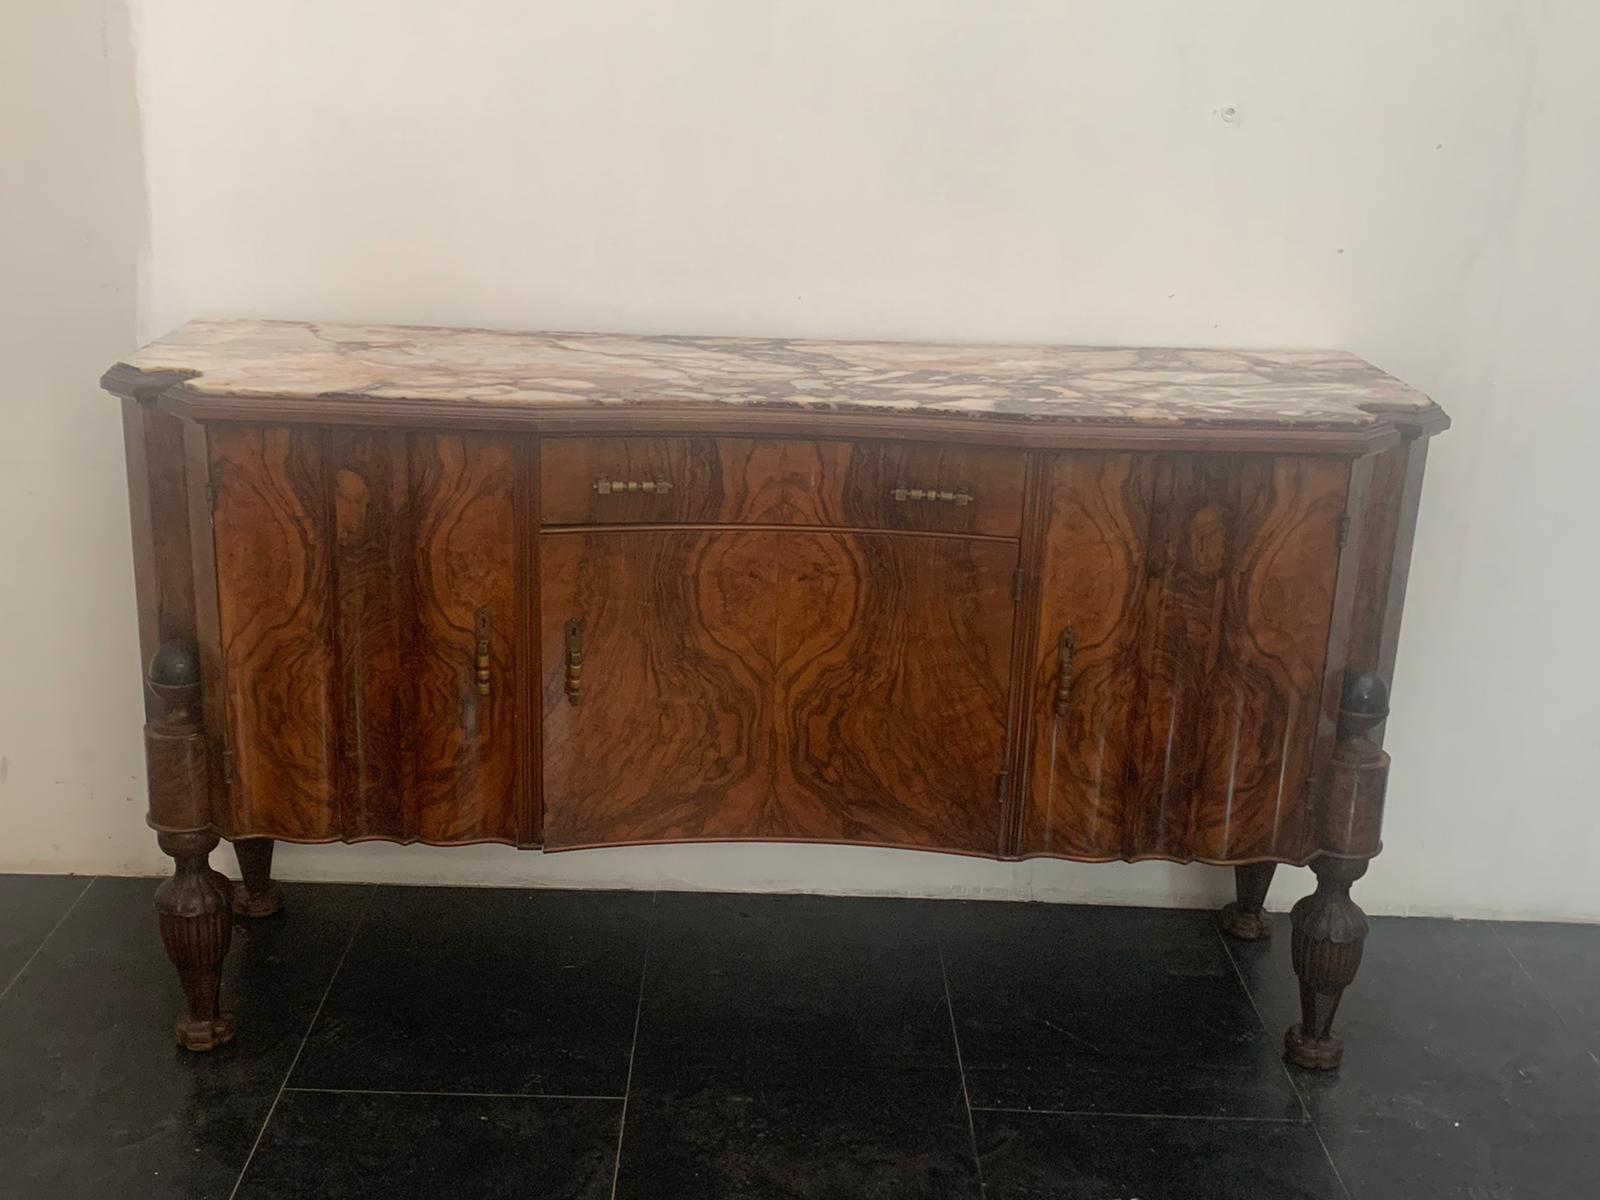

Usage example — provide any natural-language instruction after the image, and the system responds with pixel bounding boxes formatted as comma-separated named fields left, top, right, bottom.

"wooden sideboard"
left=104, top=320, right=1448, bottom=1069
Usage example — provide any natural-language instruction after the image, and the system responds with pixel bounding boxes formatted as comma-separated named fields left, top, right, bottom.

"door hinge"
left=1012, top=568, right=1025, bottom=602
left=203, top=482, right=219, bottom=512
left=995, top=769, right=1011, bottom=804
left=1336, top=513, right=1352, bottom=549
left=221, top=748, right=235, bottom=784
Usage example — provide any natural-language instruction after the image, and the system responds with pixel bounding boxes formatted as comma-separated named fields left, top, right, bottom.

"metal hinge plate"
left=1336, top=514, right=1352, bottom=549
left=995, top=769, right=1011, bottom=804
left=1012, top=568, right=1025, bottom=602
left=221, top=749, right=235, bottom=784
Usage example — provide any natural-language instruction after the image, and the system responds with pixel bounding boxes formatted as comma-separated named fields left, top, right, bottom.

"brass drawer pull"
left=593, top=476, right=673, bottom=496
left=474, top=608, right=492, bottom=696
left=891, top=484, right=972, bottom=506
left=564, top=618, right=584, bottom=707
left=1053, top=627, right=1077, bottom=717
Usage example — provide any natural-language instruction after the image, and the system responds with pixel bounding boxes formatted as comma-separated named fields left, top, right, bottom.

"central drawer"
left=540, top=436, right=1025, bottom=537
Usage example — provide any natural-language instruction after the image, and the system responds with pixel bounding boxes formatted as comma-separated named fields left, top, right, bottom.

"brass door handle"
left=1053, top=627, right=1077, bottom=717
left=891, top=484, right=972, bottom=506
left=564, top=618, right=584, bottom=706
left=593, top=476, right=673, bottom=495
left=474, top=608, right=492, bottom=696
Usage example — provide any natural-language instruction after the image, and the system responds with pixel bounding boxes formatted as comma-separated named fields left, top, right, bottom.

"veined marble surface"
left=116, top=319, right=1441, bottom=431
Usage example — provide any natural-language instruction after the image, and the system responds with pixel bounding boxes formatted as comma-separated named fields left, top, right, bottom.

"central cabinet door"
left=539, top=530, right=1017, bottom=853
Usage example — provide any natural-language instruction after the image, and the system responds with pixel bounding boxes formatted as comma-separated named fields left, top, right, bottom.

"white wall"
left=4, top=1, right=1596, bottom=920
left=0, top=1, right=150, bottom=878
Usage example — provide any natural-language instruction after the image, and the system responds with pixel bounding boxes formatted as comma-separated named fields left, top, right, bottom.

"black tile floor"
left=0, top=876, right=1596, bottom=1199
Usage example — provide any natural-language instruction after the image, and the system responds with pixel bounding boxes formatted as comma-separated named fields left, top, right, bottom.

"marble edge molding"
left=100, top=374, right=1431, bottom=457
left=99, top=319, right=1450, bottom=454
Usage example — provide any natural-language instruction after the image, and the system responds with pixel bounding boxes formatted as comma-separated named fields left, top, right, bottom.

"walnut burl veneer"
left=106, top=319, right=1447, bottom=1067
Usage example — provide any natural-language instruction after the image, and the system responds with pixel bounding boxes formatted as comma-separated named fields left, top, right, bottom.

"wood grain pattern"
left=1184, top=456, right=1348, bottom=860
left=540, top=437, right=786, bottom=524
left=1020, top=452, right=1350, bottom=862
left=212, top=427, right=521, bottom=843
left=209, top=426, right=339, bottom=838
left=1302, top=454, right=1374, bottom=821
left=1342, top=435, right=1430, bottom=746
left=542, top=436, right=1024, bottom=537
left=996, top=453, right=1053, bottom=855
left=329, top=429, right=412, bottom=837
left=789, top=440, right=1025, bottom=537
left=540, top=529, right=1014, bottom=852
left=539, top=530, right=775, bottom=846
left=183, top=420, right=231, bottom=834
left=120, top=400, right=197, bottom=698
left=777, top=533, right=1014, bottom=850
left=403, top=433, right=519, bottom=842
left=1019, top=453, right=1152, bottom=858
left=515, top=436, right=541, bottom=846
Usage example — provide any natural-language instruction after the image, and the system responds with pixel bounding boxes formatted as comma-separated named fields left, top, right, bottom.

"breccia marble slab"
left=115, top=318, right=1441, bottom=432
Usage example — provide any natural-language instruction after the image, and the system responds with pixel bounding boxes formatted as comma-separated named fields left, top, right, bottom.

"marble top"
left=113, top=319, right=1443, bottom=433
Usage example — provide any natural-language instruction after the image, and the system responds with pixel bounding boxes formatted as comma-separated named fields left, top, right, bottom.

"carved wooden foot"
left=1284, top=669, right=1392, bottom=1070
left=232, top=837, right=284, bottom=918
left=1218, top=862, right=1276, bottom=940
left=1285, top=855, right=1369, bottom=1070
left=156, top=829, right=237, bottom=1051
left=144, top=640, right=236, bottom=1050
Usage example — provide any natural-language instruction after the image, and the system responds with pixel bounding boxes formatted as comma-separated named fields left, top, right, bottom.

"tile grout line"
left=1490, top=924, right=1564, bottom=1022
left=284, top=1086, right=626, bottom=1102
left=1214, top=922, right=1355, bottom=1200
left=968, top=1105, right=1306, bottom=1123
left=1489, top=924, right=1600, bottom=1076
left=1304, top=1106, right=1354, bottom=1200
left=0, top=876, right=95, bottom=1006
left=607, top=898, right=653, bottom=1200
left=937, top=932, right=986, bottom=1199
left=226, top=882, right=380, bottom=1200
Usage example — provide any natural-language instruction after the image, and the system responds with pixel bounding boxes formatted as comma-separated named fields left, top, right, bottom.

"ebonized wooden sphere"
left=149, top=640, right=201, bottom=688
left=1341, top=670, right=1390, bottom=719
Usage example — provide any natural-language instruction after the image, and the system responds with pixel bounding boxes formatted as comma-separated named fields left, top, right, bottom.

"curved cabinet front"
left=201, top=427, right=1353, bottom=865
left=208, top=426, right=522, bottom=844
left=1018, top=451, right=1353, bottom=864
left=538, top=527, right=1018, bottom=853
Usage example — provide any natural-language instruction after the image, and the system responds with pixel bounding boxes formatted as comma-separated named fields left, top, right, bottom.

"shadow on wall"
left=263, top=839, right=1243, bottom=913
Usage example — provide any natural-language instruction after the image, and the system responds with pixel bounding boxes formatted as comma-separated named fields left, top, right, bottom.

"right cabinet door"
left=540, top=529, right=1016, bottom=853
left=1020, top=452, right=1352, bottom=863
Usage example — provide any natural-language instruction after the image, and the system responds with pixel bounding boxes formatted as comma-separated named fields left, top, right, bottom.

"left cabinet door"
left=208, top=427, right=524, bottom=844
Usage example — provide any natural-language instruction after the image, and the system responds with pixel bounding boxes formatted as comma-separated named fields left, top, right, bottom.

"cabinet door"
left=537, top=531, right=777, bottom=846
left=540, top=530, right=1015, bottom=853
left=1019, top=452, right=1350, bottom=863
left=209, top=427, right=522, bottom=843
